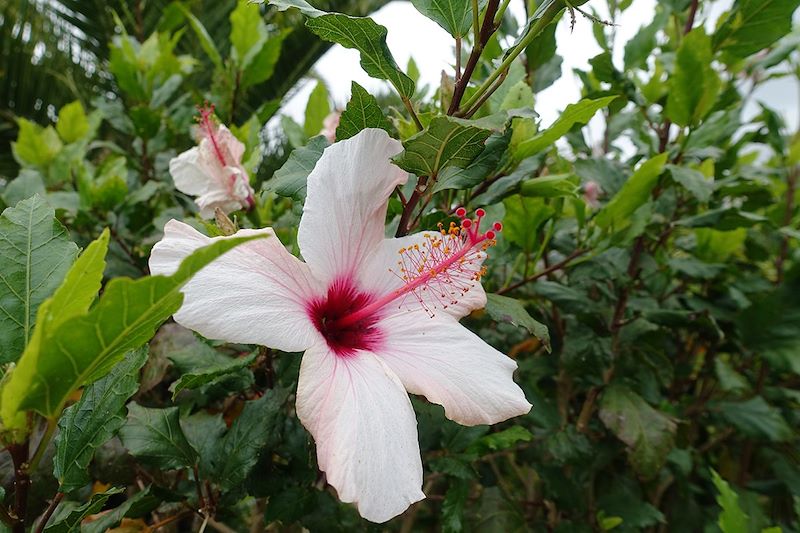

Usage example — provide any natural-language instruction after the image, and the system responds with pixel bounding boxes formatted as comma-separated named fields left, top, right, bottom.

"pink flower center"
left=330, top=209, right=500, bottom=331
left=307, top=278, right=384, bottom=357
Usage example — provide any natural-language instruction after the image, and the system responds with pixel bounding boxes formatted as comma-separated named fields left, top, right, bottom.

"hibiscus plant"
left=1, top=0, right=800, bottom=531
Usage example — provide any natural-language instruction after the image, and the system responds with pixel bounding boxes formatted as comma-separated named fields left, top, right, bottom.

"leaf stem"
left=33, top=492, right=63, bottom=533
left=498, top=249, right=588, bottom=294
left=494, top=0, right=512, bottom=25
left=461, top=0, right=573, bottom=112
left=402, top=96, right=424, bottom=131
left=460, top=67, right=509, bottom=118
left=28, top=418, right=57, bottom=473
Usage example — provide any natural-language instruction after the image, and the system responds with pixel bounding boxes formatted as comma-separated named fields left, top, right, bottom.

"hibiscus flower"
left=169, top=105, right=255, bottom=218
left=150, top=128, right=531, bottom=523
left=319, top=110, right=341, bottom=143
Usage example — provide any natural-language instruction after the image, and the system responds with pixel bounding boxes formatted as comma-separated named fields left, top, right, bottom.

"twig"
left=151, top=510, right=191, bottom=530
left=448, top=0, right=502, bottom=115
left=498, top=249, right=588, bottom=294
left=33, top=493, right=64, bottom=533
left=396, top=176, right=429, bottom=237
left=683, top=0, right=700, bottom=35
left=192, top=465, right=206, bottom=511
left=9, top=442, right=30, bottom=533
left=460, top=68, right=509, bottom=118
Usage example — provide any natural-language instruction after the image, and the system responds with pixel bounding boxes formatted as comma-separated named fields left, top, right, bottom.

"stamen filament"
left=332, top=210, right=500, bottom=328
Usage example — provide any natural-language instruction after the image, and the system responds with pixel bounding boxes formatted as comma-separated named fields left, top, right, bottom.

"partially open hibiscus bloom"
left=169, top=105, right=255, bottom=218
left=150, top=129, right=531, bottom=523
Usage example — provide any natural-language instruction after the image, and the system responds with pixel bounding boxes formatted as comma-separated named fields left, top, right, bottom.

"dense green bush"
left=1, top=0, right=799, bottom=531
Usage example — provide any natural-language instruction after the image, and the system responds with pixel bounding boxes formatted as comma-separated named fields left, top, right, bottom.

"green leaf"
left=393, top=116, right=491, bottom=178
left=666, top=28, right=721, bottom=127
left=213, top=387, right=289, bottom=490
left=623, top=11, right=667, bottom=70
left=502, top=195, right=555, bottom=252
left=56, top=101, right=89, bottom=143
left=434, top=132, right=509, bottom=193
left=442, top=479, right=469, bottom=533
left=595, top=153, right=668, bottom=230
left=45, top=229, right=109, bottom=333
left=666, top=165, right=714, bottom=203
left=599, top=385, right=676, bottom=479
left=304, top=81, right=331, bottom=138
left=181, top=412, right=227, bottom=478
left=54, top=348, right=147, bottom=493
left=515, top=96, right=618, bottom=159
left=0, top=195, right=78, bottom=364
left=465, top=426, right=533, bottom=457
left=263, top=486, right=315, bottom=524
left=677, top=208, right=766, bottom=230
left=410, top=0, right=484, bottom=37
left=713, top=0, right=800, bottom=60
left=230, top=1, right=267, bottom=66
left=2, top=170, right=46, bottom=207
left=265, top=135, right=329, bottom=201
left=525, top=18, right=558, bottom=72
left=336, top=82, right=391, bottom=140
left=711, top=469, right=749, bottom=533
left=81, top=487, right=158, bottom=533
left=177, top=5, right=223, bottom=70
left=240, top=32, right=286, bottom=89
left=718, top=397, right=792, bottom=442
left=12, top=119, right=63, bottom=168
left=1, top=233, right=266, bottom=421
left=500, top=81, right=536, bottom=111
left=119, top=404, right=198, bottom=469
left=44, top=487, right=124, bottom=533
left=267, top=0, right=415, bottom=98
left=171, top=352, right=257, bottom=399
left=485, top=294, right=551, bottom=351
left=694, top=228, right=746, bottom=262
left=713, top=359, right=750, bottom=393
left=520, top=173, right=580, bottom=198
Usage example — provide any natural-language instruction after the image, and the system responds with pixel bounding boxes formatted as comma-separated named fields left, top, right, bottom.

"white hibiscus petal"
left=296, top=341, right=424, bottom=523
left=216, top=124, right=246, bottom=164
left=149, top=220, right=321, bottom=352
left=170, top=147, right=210, bottom=196
left=298, top=128, right=407, bottom=284
left=378, top=312, right=532, bottom=426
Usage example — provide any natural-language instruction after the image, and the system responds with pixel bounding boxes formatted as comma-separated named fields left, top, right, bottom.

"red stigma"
left=475, top=208, right=486, bottom=218
left=461, top=219, right=472, bottom=229
left=493, top=222, right=503, bottom=231
left=455, top=207, right=467, bottom=217
left=307, top=278, right=383, bottom=357
left=485, top=230, right=496, bottom=240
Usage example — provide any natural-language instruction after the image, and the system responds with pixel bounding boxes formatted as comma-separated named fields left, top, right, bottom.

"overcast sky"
left=282, top=0, right=799, bottom=140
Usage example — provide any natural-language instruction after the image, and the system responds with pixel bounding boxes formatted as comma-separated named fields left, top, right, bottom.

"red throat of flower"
left=307, top=209, right=500, bottom=356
